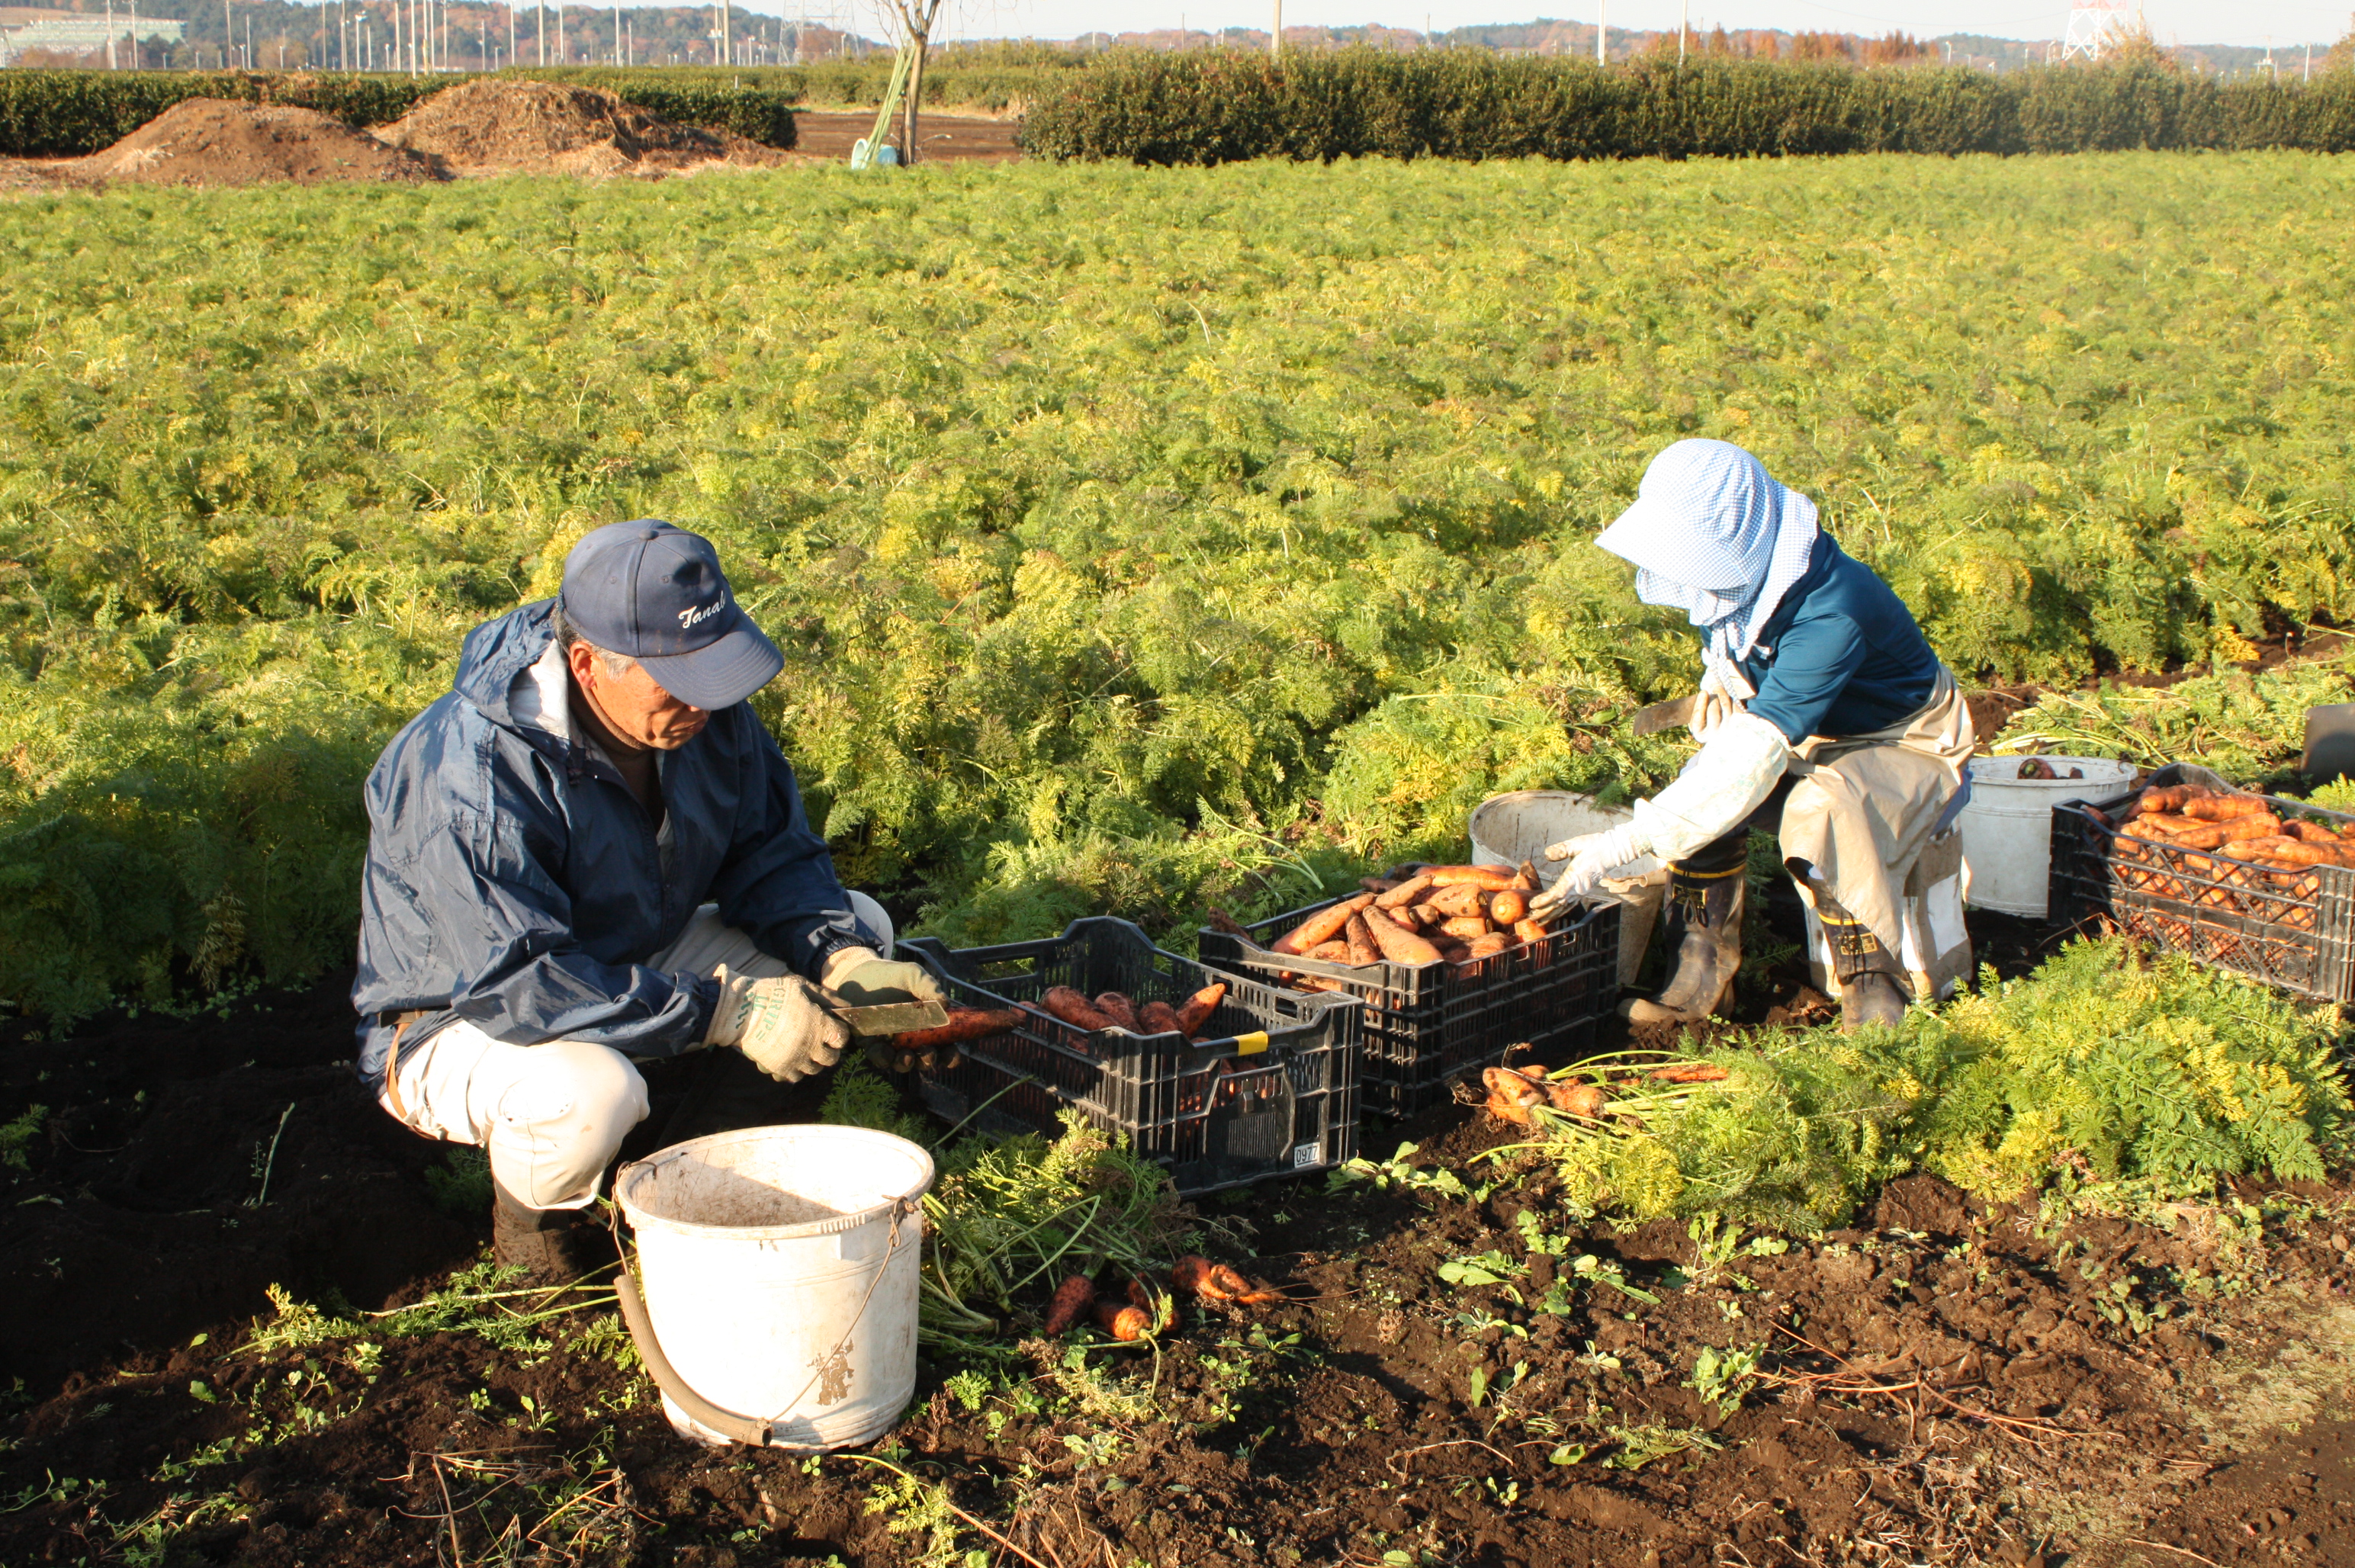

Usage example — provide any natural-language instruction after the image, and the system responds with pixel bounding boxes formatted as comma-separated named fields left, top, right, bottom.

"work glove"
left=705, top=967, right=853, bottom=1084
left=1692, top=666, right=1746, bottom=741
left=1528, top=824, right=1650, bottom=924
left=824, top=954, right=946, bottom=1014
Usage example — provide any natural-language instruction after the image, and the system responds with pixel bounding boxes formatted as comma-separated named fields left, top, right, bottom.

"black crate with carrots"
left=2049, top=763, right=2355, bottom=1003
left=898, top=917, right=1360, bottom=1196
left=1196, top=863, right=1621, bottom=1121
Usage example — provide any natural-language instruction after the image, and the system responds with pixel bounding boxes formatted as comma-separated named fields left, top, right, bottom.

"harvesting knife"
left=1629, top=695, right=1697, bottom=737
left=821, top=994, right=950, bottom=1037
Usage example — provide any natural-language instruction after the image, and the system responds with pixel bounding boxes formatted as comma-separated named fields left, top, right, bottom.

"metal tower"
left=2061, top=0, right=2131, bottom=59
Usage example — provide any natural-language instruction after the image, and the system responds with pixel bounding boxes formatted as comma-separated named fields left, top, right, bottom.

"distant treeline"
left=1018, top=51, right=2355, bottom=163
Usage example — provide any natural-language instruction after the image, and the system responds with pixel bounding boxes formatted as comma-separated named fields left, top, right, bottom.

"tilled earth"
left=5, top=966, right=2354, bottom=1567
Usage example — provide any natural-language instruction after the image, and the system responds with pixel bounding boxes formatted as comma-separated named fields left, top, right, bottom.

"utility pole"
left=1271, top=0, right=1280, bottom=59
left=1596, top=0, right=1605, bottom=63
left=612, top=0, right=618, bottom=63
left=105, top=0, right=116, bottom=67
left=1679, top=0, right=1687, bottom=61
left=223, top=0, right=231, bottom=69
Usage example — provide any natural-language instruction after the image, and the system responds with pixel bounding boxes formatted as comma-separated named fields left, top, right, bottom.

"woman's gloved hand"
left=825, top=955, right=946, bottom=1009
left=705, top=967, right=853, bottom=1083
left=1528, top=824, right=1651, bottom=923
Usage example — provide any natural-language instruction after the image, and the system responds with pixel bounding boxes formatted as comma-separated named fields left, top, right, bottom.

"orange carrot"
left=1548, top=1080, right=1606, bottom=1118
left=1094, top=992, right=1140, bottom=1031
left=1428, top=865, right=1521, bottom=891
left=1043, top=1274, right=1097, bottom=1335
left=1440, top=914, right=1492, bottom=940
left=2181, top=793, right=2271, bottom=821
left=1041, top=987, right=1116, bottom=1032
left=1095, top=1301, right=1149, bottom=1341
left=1489, top=889, right=1529, bottom=925
left=1345, top=913, right=1380, bottom=967
left=1648, top=1062, right=1731, bottom=1083
left=888, top=1007, right=1023, bottom=1055
left=1513, top=918, right=1550, bottom=943
left=1271, top=894, right=1376, bottom=956
left=1138, top=1000, right=1183, bottom=1035
left=1361, top=905, right=1442, bottom=966
left=1375, top=873, right=1435, bottom=910
left=1466, top=932, right=1512, bottom=959
left=1429, top=882, right=1487, bottom=918
left=1174, top=982, right=1227, bottom=1037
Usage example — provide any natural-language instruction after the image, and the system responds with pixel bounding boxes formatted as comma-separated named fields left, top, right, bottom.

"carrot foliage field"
left=2, top=153, right=2352, bottom=1022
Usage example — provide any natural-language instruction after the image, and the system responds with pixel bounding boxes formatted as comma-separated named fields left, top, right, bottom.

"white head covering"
left=1595, top=439, right=1821, bottom=669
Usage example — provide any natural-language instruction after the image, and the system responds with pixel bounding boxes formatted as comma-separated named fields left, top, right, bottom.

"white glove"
left=705, top=966, right=853, bottom=1084
left=1632, top=711, right=1791, bottom=866
left=1692, top=664, right=1746, bottom=741
left=1529, top=824, right=1651, bottom=922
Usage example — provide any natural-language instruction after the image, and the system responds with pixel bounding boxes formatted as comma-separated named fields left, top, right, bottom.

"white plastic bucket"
left=616, top=1125, right=934, bottom=1450
left=1957, top=754, right=2137, bottom=918
left=1468, top=790, right=1666, bottom=986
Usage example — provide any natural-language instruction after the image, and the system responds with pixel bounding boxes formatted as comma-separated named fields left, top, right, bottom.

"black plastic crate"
left=898, top=917, right=1359, bottom=1197
left=1197, top=895, right=1619, bottom=1121
left=2048, top=795, right=2355, bottom=1002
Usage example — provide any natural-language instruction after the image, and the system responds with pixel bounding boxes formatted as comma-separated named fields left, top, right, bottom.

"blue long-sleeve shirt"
left=350, top=599, right=867, bottom=1088
left=1731, top=533, right=1943, bottom=745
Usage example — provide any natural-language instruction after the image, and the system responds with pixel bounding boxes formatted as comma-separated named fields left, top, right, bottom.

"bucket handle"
left=612, top=1195, right=917, bottom=1448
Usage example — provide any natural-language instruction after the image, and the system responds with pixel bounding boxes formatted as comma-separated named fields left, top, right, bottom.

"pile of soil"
left=76, top=98, right=445, bottom=187
left=382, top=79, right=786, bottom=178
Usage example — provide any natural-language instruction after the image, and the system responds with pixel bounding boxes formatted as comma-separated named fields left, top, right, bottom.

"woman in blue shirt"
left=1528, top=441, right=1975, bottom=1030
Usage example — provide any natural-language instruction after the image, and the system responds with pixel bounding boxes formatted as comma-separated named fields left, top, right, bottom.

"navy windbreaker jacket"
left=350, top=599, right=866, bottom=1088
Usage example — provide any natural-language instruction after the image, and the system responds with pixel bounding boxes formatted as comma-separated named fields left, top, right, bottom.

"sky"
left=905, top=0, right=2350, bottom=50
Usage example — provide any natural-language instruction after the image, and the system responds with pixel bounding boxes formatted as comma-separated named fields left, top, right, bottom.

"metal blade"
left=1630, top=695, right=1697, bottom=737
left=827, top=998, right=950, bottom=1037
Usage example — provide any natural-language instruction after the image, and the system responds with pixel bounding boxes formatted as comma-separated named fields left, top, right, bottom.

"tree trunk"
left=902, top=33, right=927, bottom=165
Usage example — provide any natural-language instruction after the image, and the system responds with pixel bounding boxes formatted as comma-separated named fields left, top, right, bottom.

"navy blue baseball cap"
left=558, top=521, right=784, bottom=710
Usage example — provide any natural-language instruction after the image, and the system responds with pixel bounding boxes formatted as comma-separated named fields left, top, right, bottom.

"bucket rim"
left=1963, top=755, right=2138, bottom=789
left=616, top=1123, right=937, bottom=1243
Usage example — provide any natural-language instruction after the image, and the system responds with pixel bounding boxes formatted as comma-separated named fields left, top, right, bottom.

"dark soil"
left=790, top=111, right=1023, bottom=165
left=4, top=929, right=2352, bottom=1568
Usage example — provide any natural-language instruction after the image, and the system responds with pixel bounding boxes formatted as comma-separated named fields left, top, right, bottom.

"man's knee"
left=489, top=1041, right=649, bottom=1210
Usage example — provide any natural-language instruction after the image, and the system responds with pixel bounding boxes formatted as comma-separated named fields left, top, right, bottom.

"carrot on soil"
left=1043, top=1274, right=1097, bottom=1335
left=1095, top=1301, right=1149, bottom=1341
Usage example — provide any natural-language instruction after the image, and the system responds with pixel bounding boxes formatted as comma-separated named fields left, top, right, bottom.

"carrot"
left=1429, top=882, right=1486, bottom=918
left=1271, top=894, right=1376, bottom=956
left=1647, top=1062, right=1732, bottom=1083
left=1409, top=901, right=1445, bottom=927
left=2142, top=822, right=2228, bottom=850
left=1171, top=1255, right=1224, bottom=1300
left=1138, top=1000, right=1183, bottom=1036
left=1429, top=865, right=1521, bottom=891
left=1174, top=982, right=1227, bottom=1037
left=1205, top=905, right=1251, bottom=937
left=1375, top=873, right=1435, bottom=911
left=2181, top=793, right=2271, bottom=821
left=1483, top=1065, right=1545, bottom=1126
left=2217, top=813, right=2283, bottom=843
left=1513, top=918, right=1550, bottom=943
left=2288, top=820, right=2346, bottom=845
left=1345, top=913, right=1380, bottom=967
left=1489, top=889, right=1529, bottom=925
left=1095, top=1302, right=1149, bottom=1341
left=1515, top=860, right=1541, bottom=892
left=1043, top=1274, right=1097, bottom=1335
left=1441, top=943, right=1474, bottom=965
left=2133, top=813, right=2204, bottom=837
left=1359, top=876, right=1399, bottom=893
left=2135, top=785, right=2211, bottom=816
left=2247, top=838, right=2335, bottom=866
left=1309, top=940, right=1351, bottom=961
left=1361, top=905, right=1442, bottom=966
left=1548, top=1080, right=1607, bottom=1118
left=1466, top=932, right=1512, bottom=959
left=1440, top=914, right=1492, bottom=940
left=1041, top=987, right=1116, bottom=1032
left=1094, top=992, right=1141, bottom=1031
left=888, top=1006, right=1023, bottom=1054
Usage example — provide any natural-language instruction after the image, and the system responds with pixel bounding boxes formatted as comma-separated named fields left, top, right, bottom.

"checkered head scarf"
left=1594, top=439, right=1820, bottom=667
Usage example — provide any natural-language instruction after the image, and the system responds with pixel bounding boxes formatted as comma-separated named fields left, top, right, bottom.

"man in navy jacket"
left=353, top=521, right=940, bottom=1278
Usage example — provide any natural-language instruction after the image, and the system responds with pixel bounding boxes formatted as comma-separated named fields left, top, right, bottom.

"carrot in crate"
left=1429, top=866, right=1520, bottom=891
left=1271, top=895, right=1375, bottom=956
left=1361, top=906, right=1441, bottom=966
left=1375, top=874, right=1434, bottom=910
left=1094, top=992, right=1140, bottom=1030
left=1174, top=982, right=1227, bottom=1037
left=2181, top=793, right=2272, bottom=821
left=1489, top=889, right=1529, bottom=925
left=1345, top=912, right=1380, bottom=967
left=887, top=1007, right=1023, bottom=1056
left=1137, top=999, right=1183, bottom=1035
left=1040, top=987, right=1116, bottom=1032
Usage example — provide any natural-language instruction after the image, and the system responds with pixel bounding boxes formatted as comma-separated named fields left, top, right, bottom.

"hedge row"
left=518, top=60, right=1078, bottom=113
left=1018, top=52, right=2355, bottom=162
left=0, top=69, right=799, bottom=157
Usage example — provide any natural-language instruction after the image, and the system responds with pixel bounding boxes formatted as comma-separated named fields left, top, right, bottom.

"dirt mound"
left=384, top=79, right=785, bottom=177
left=79, top=97, right=444, bottom=186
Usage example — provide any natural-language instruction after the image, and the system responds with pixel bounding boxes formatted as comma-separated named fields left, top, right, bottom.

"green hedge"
left=0, top=69, right=800, bottom=157
left=1018, top=51, right=2355, bottom=162
left=517, top=60, right=1072, bottom=113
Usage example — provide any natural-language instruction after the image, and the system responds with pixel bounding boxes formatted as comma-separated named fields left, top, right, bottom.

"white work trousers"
left=379, top=895, right=892, bottom=1212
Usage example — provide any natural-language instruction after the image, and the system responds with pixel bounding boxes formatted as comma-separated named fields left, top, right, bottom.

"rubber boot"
left=1621, top=854, right=1745, bottom=1027
left=492, top=1182, right=597, bottom=1288
left=1815, top=892, right=1910, bottom=1032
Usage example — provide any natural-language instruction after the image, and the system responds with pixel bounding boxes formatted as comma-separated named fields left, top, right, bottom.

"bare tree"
left=877, top=0, right=947, bottom=165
